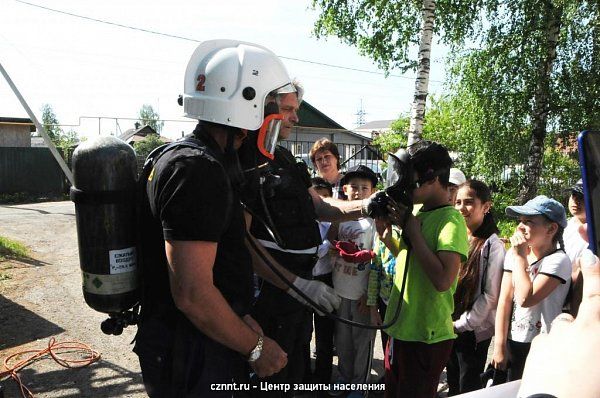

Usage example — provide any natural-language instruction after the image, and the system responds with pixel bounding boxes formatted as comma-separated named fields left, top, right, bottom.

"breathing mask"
left=367, top=140, right=452, bottom=218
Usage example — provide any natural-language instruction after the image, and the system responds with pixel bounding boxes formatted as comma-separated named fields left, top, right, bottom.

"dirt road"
left=0, top=201, right=145, bottom=397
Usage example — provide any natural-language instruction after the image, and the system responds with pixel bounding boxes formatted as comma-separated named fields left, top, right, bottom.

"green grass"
left=0, top=236, right=29, bottom=261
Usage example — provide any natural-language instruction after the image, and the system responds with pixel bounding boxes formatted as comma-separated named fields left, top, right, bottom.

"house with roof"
left=282, top=101, right=377, bottom=168
left=353, top=119, right=395, bottom=139
left=118, top=123, right=173, bottom=146
left=0, top=117, right=36, bottom=147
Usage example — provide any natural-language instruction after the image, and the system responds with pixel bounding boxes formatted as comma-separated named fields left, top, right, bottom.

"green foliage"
left=41, top=104, right=80, bottom=156
left=41, top=103, right=62, bottom=142
left=133, top=134, right=165, bottom=161
left=138, top=104, right=164, bottom=133
left=0, top=236, right=29, bottom=261
left=537, top=141, right=580, bottom=202
left=445, top=0, right=600, bottom=202
left=312, top=0, right=485, bottom=73
left=496, top=218, right=518, bottom=240
left=372, top=116, right=409, bottom=154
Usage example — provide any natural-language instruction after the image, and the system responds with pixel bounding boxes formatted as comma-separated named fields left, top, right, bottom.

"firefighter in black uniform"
left=239, top=82, right=373, bottom=396
left=133, top=40, right=341, bottom=398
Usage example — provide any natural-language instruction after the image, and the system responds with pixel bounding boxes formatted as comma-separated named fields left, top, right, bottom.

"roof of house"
left=0, top=117, right=36, bottom=132
left=298, top=101, right=372, bottom=142
left=118, top=124, right=172, bottom=144
left=355, top=119, right=395, bottom=131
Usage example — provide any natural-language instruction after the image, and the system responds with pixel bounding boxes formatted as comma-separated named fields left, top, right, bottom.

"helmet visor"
left=257, top=114, right=283, bottom=160
left=272, top=82, right=296, bottom=96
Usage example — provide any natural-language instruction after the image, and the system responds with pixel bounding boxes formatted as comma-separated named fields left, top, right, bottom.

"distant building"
left=0, top=117, right=35, bottom=147
left=283, top=101, right=374, bottom=164
left=353, top=119, right=395, bottom=139
left=118, top=124, right=173, bottom=146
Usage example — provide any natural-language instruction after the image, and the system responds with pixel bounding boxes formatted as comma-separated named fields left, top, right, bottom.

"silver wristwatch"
left=248, top=335, right=263, bottom=362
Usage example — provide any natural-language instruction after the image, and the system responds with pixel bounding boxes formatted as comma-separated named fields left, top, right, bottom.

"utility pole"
left=0, top=61, right=74, bottom=185
left=355, top=99, right=367, bottom=127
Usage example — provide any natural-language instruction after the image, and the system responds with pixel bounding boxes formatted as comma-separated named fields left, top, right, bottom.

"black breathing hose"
left=245, top=225, right=411, bottom=330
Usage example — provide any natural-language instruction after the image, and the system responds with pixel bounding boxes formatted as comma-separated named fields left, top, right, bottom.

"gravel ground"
left=0, top=201, right=144, bottom=397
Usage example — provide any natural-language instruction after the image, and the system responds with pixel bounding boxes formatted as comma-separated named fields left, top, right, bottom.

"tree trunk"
left=407, top=0, right=436, bottom=147
left=517, top=2, right=562, bottom=204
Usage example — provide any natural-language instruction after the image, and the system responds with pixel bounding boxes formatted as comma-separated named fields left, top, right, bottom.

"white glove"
left=287, top=277, right=341, bottom=315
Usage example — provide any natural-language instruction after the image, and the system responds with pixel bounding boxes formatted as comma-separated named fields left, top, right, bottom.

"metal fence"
left=0, top=147, right=66, bottom=195
left=279, top=140, right=383, bottom=177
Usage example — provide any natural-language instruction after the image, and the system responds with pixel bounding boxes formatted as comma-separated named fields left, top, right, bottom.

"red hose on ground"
left=0, top=337, right=101, bottom=398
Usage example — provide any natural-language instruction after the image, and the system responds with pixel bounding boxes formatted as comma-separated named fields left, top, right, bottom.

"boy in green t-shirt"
left=380, top=141, right=469, bottom=398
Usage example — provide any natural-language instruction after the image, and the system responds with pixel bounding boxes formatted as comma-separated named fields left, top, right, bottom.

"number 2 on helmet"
left=196, top=74, right=206, bottom=91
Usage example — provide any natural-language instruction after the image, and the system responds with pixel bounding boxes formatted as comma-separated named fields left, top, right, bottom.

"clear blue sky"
left=0, top=0, right=448, bottom=139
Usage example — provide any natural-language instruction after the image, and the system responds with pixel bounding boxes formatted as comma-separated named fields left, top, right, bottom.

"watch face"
left=249, top=350, right=260, bottom=362
left=248, top=336, right=263, bottom=362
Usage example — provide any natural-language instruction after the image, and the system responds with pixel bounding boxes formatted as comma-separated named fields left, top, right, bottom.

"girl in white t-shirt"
left=491, top=195, right=571, bottom=381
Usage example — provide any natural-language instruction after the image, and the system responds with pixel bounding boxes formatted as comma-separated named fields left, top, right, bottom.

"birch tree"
left=312, top=0, right=484, bottom=145
left=448, top=0, right=600, bottom=203
left=138, top=104, right=164, bottom=134
left=408, top=0, right=436, bottom=146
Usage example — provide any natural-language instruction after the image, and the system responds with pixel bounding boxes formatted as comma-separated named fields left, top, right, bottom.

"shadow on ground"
left=1, top=257, right=51, bottom=268
left=0, top=295, right=64, bottom=350
left=0, top=358, right=144, bottom=397
left=0, top=205, right=74, bottom=217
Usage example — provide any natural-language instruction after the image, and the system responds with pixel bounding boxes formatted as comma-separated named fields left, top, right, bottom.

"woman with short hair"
left=310, top=138, right=345, bottom=200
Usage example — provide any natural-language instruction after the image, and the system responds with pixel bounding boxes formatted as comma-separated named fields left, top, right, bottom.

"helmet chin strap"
left=223, top=125, right=245, bottom=191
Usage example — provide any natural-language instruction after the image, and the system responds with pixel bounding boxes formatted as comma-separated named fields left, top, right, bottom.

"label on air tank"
left=108, top=247, right=136, bottom=274
left=82, top=270, right=137, bottom=295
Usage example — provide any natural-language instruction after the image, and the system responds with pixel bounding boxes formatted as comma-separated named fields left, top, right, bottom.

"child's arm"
left=366, top=246, right=382, bottom=307
left=491, top=270, right=514, bottom=370
left=510, top=232, right=563, bottom=307
left=403, top=215, right=462, bottom=292
left=375, top=218, right=400, bottom=257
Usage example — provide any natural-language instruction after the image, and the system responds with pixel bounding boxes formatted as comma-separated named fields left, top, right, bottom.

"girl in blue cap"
left=491, top=195, right=572, bottom=381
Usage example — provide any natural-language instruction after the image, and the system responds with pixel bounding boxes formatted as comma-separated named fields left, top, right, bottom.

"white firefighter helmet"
left=183, top=39, right=295, bottom=131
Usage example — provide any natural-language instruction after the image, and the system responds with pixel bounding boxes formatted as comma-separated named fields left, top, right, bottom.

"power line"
left=15, top=0, right=444, bottom=84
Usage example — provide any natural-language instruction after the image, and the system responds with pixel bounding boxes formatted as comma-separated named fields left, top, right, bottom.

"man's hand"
left=518, top=249, right=600, bottom=398
left=249, top=336, right=288, bottom=378
left=287, top=277, right=341, bottom=315
left=361, top=191, right=380, bottom=217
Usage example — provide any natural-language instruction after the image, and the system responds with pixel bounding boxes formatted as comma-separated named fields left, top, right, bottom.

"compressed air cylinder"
left=71, top=136, right=139, bottom=314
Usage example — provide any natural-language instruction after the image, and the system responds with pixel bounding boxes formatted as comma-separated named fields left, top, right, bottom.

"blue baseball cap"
left=505, top=195, right=568, bottom=228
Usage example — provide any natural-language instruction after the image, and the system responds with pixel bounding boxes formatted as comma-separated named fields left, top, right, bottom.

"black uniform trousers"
left=134, top=313, right=250, bottom=398
left=251, top=250, right=316, bottom=397
left=311, top=272, right=335, bottom=385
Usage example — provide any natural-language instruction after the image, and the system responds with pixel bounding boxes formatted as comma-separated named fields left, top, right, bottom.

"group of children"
left=305, top=140, right=588, bottom=398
